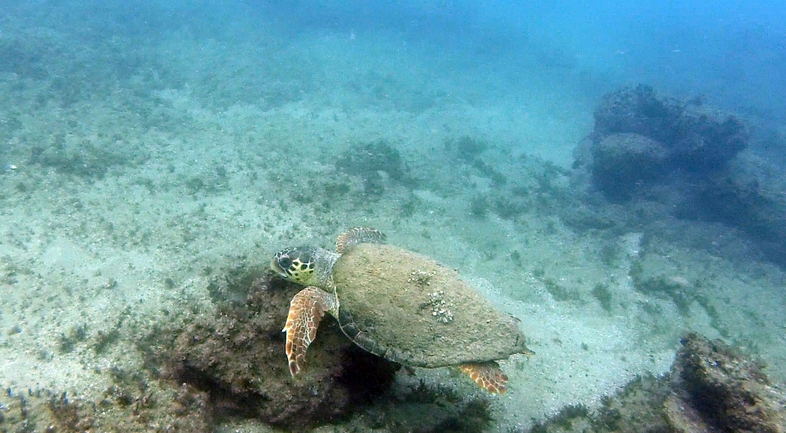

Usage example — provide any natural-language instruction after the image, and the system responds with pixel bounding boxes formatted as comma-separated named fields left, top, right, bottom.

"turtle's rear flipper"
left=459, top=362, right=509, bottom=394
left=336, top=227, right=387, bottom=254
left=283, top=286, right=338, bottom=377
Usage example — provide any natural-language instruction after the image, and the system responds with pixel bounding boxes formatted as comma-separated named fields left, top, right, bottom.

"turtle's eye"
left=278, top=256, right=292, bottom=270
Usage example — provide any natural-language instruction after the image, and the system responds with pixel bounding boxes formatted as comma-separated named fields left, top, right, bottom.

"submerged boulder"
left=590, top=132, right=669, bottom=201
left=575, top=85, right=786, bottom=267
left=593, top=84, right=684, bottom=145
left=144, top=268, right=399, bottom=430
left=528, top=333, right=786, bottom=433
left=671, top=333, right=784, bottom=432
left=592, top=84, right=748, bottom=174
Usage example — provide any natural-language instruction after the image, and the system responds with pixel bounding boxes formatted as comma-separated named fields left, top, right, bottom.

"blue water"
left=5, top=1, right=783, bottom=119
left=250, top=1, right=786, bottom=118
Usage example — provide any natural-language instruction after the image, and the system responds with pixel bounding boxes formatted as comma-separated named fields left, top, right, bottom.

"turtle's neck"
left=314, top=247, right=340, bottom=288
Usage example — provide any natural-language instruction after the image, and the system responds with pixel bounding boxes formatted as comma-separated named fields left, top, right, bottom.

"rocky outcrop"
left=591, top=132, right=670, bottom=201
left=575, top=85, right=786, bottom=266
left=526, top=333, right=785, bottom=433
left=592, top=85, right=748, bottom=172
left=670, top=333, right=784, bottom=432
left=144, top=268, right=400, bottom=430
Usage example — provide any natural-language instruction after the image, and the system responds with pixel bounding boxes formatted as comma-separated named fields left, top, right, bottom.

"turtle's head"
left=271, top=247, right=319, bottom=286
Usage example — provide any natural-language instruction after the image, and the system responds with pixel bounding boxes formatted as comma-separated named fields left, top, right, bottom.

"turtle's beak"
left=270, top=257, right=286, bottom=277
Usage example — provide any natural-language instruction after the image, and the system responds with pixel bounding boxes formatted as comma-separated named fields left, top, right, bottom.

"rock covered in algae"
left=668, top=332, right=784, bottom=433
left=591, top=84, right=748, bottom=172
left=0, top=373, right=213, bottom=432
left=526, top=332, right=785, bottom=433
left=145, top=268, right=399, bottom=430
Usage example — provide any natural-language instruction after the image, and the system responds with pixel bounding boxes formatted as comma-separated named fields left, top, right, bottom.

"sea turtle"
left=271, top=228, right=532, bottom=393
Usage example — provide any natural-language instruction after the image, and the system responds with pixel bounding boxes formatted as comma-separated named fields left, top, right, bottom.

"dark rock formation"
left=585, top=85, right=749, bottom=201
left=592, top=84, right=748, bottom=173
left=574, top=84, right=786, bottom=267
left=591, top=132, right=670, bottom=201
left=143, top=267, right=399, bottom=430
left=524, top=333, right=785, bottom=433
left=593, top=85, right=683, bottom=146
left=672, top=333, right=784, bottom=432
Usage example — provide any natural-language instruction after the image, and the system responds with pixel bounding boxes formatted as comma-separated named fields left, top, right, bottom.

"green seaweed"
left=335, top=140, right=412, bottom=198
left=445, top=135, right=488, bottom=162
left=592, top=283, right=613, bottom=312
left=470, top=194, right=489, bottom=218
left=543, top=277, right=578, bottom=302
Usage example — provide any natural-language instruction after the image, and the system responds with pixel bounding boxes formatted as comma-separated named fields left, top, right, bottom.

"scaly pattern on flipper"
left=283, top=286, right=337, bottom=377
left=459, top=362, right=509, bottom=394
left=336, top=227, right=387, bottom=254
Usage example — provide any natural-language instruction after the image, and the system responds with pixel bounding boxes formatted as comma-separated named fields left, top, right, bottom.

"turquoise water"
left=0, top=1, right=785, bottom=431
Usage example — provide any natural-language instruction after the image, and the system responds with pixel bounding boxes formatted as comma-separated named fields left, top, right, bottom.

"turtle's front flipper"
left=336, top=227, right=386, bottom=254
left=283, top=286, right=338, bottom=377
left=459, top=362, right=509, bottom=394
